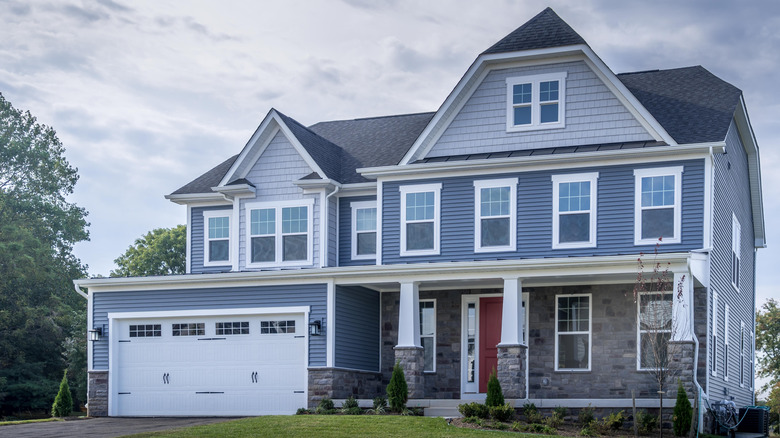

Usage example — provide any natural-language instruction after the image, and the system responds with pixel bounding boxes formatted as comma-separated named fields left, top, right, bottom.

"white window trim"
left=506, top=72, right=567, bottom=132
left=732, top=214, right=741, bottom=291
left=420, top=298, right=436, bottom=373
left=740, top=321, right=745, bottom=387
left=551, top=172, right=598, bottom=249
left=473, top=178, right=518, bottom=253
left=711, top=291, right=719, bottom=377
left=202, top=210, right=232, bottom=267
left=724, top=303, right=730, bottom=382
left=351, top=200, right=377, bottom=260
left=750, top=331, right=754, bottom=390
left=634, top=166, right=683, bottom=245
left=245, top=198, right=314, bottom=268
left=554, top=293, right=592, bottom=372
left=636, top=291, right=673, bottom=371
left=399, top=183, right=442, bottom=257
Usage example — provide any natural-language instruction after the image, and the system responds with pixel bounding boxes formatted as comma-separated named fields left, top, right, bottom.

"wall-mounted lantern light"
left=309, top=320, right=322, bottom=336
left=88, top=327, right=103, bottom=342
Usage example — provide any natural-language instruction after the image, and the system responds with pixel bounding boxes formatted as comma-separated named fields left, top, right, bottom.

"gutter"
left=73, top=282, right=88, bottom=299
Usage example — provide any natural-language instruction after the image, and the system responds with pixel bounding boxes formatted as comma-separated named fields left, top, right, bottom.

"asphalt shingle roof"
left=170, top=154, right=238, bottom=195
left=482, top=7, right=586, bottom=55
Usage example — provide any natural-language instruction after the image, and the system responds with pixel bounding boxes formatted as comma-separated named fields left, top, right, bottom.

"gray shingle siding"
left=382, top=159, right=704, bottom=264
left=708, top=121, right=755, bottom=405
left=338, top=196, right=377, bottom=267
left=334, top=286, right=380, bottom=371
left=91, top=283, right=327, bottom=370
left=191, top=205, right=233, bottom=274
left=426, top=61, right=653, bottom=159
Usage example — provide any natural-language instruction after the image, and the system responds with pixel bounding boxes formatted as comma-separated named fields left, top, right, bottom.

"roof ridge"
left=308, top=111, right=436, bottom=127
left=482, top=7, right=587, bottom=55
left=617, top=65, right=704, bottom=76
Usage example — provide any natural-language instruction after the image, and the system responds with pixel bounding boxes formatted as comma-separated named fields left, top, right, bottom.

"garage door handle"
left=163, top=373, right=169, bottom=384
left=251, top=371, right=257, bottom=383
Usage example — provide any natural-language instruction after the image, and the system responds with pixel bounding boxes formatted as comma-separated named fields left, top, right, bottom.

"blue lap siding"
left=190, top=205, right=233, bottom=274
left=338, top=196, right=378, bottom=267
left=334, top=286, right=380, bottom=371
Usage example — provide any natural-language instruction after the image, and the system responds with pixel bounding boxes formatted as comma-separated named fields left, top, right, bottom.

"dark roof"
left=617, top=66, right=741, bottom=144
left=275, top=110, right=344, bottom=180
left=170, top=154, right=238, bottom=195
left=482, top=7, right=586, bottom=55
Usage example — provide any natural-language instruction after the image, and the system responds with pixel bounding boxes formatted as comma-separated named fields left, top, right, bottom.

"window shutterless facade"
left=399, top=183, right=441, bottom=256
left=473, top=178, right=517, bottom=252
left=637, top=292, right=673, bottom=370
left=555, top=294, right=591, bottom=371
left=634, top=166, right=683, bottom=245
left=351, top=201, right=377, bottom=260
left=552, top=172, right=598, bottom=249
left=245, top=199, right=314, bottom=267
left=419, top=299, right=436, bottom=372
left=732, top=214, right=741, bottom=290
left=505, top=72, right=567, bottom=132
left=203, top=210, right=232, bottom=266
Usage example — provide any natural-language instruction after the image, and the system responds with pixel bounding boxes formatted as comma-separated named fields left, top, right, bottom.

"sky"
left=1, top=0, right=778, bottom=308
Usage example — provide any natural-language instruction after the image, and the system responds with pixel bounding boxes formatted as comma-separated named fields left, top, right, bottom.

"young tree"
left=386, top=362, right=408, bottom=412
left=756, top=299, right=780, bottom=392
left=111, top=225, right=186, bottom=277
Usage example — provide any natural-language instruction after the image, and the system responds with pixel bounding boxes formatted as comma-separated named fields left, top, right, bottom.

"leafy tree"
left=110, top=225, right=186, bottom=277
left=51, top=371, right=73, bottom=417
left=386, top=362, right=408, bottom=412
left=756, top=299, right=780, bottom=392
left=0, top=93, right=88, bottom=415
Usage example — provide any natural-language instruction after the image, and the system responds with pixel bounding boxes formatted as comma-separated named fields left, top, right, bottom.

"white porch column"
left=672, top=271, right=693, bottom=341
left=396, top=281, right=421, bottom=348
left=499, top=276, right=525, bottom=346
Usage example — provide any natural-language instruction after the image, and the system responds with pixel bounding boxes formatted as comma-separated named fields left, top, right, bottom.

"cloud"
left=59, top=4, right=109, bottom=23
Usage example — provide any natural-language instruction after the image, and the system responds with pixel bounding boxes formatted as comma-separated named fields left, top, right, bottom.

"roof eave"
left=734, top=96, right=766, bottom=248
left=164, top=192, right=231, bottom=205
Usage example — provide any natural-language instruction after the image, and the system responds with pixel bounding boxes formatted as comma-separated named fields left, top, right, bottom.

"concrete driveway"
left=0, top=417, right=241, bottom=438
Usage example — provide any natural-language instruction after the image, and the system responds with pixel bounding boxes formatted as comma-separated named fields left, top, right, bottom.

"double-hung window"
left=637, top=292, right=673, bottom=370
left=711, top=292, right=719, bottom=376
left=246, top=199, right=313, bottom=266
left=634, top=166, right=683, bottom=245
left=552, top=173, right=598, bottom=248
left=740, top=321, right=745, bottom=387
left=474, top=178, right=517, bottom=252
left=351, top=201, right=377, bottom=260
left=506, top=72, right=566, bottom=132
left=400, top=183, right=441, bottom=256
left=555, top=294, right=591, bottom=371
left=732, top=214, right=741, bottom=290
left=724, top=304, right=730, bottom=381
left=419, top=300, right=436, bottom=372
left=203, top=210, right=231, bottom=266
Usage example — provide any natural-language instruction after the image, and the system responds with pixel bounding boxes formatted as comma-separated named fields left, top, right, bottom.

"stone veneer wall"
left=308, top=368, right=383, bottom=408
left=87, top=371, right=108, bottom=417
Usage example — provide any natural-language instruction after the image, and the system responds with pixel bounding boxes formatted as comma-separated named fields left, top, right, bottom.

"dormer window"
left=506, top=72, right=567, bottom=132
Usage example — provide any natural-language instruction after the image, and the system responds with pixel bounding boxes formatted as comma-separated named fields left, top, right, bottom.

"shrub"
left=604, top=410, right=626, bottom=431
left=513, top=422, right=558, bottom=434
left=544, top=411, right=565, bottom=428
left=51, top=371, right=73, bottom=417
left=523, top=402, right=542, bottom=424
left=316, top=397, right=336, bottom=414
left=578, top=404, right=595, bottom=426
left=673, top=380, right=693, bottom=436
left=490, top=403, right=515, bottom=422
left=387, top=362, right=408, bottom=412
left=401, top=407, right=422, bottom=416
left=369, top=396, right=387, bottom=415
left=580, top=425, right=598, bottom=436
left=485, top=368, right=504, bottom=407
left=553, top=405, right=568, bottom=418
left=636, top=410, right=658, bottom=435
left=295, top=407, right=310, bottom=415
left=458, top=402, right=490, bottom=419
left=341, top=395, right=361, bottom=415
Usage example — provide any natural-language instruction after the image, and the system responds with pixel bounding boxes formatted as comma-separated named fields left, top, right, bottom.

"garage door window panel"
left=172, top=323, right=205, bottom=336
left=261, top=320, right=296, bottom=334
left=129, top=324, right=161, bottom=337
left=216, top=321, right=249, bottom=335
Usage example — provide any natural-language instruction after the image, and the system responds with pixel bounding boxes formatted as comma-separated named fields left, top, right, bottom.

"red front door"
left=479, top=297, right=503, bottom=393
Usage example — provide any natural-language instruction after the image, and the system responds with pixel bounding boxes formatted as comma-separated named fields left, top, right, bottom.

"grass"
left=124, top=415, right=558, bottom=437
left=0, top=417, right=63, bottom=426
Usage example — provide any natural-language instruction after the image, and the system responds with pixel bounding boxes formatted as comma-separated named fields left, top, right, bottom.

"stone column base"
left=394, top=346, right=425, bottom=399
left=87, top=370, right=109, bottom=417
left=668, top=340, right=695, bottom=395
left=307, top=368, right=383, bottom=408
left=497, top=344, right=527, bottom=398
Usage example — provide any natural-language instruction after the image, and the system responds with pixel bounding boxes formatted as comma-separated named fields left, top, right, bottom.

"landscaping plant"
left=458, top=402, right=490, bottom=419
left=369, top=396, right=387, bottom=415
left=636, top=410, right=659, bottom=435
left=672, top=380, right=692, bottom=436
left=523, top=402, right=543, bottom=424
left=485, top=368, right=504, bottom=407
left=51, top=371, right=73, bottom=417
left=316, top=397, right=335, bottom=414
left=341, top=395, right=361, bottom=415
left=387, top=362, right=408, bottom=412
left=578, top=404, right=595, bottom=426
left=489, top=403, right=514, bottom=422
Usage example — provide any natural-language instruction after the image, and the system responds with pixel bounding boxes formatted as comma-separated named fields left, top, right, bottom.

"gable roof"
left=482, top=7, right=586, bottom=55
left=170, top=154, right=238, bottom=195
left=617, top=66, right=742, bottom=144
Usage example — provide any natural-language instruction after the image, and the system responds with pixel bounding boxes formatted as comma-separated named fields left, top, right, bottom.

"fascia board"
left=164, top=193, right=231, bottom=205
left=734, top=97, right=765, bottom=247
left=336, top=182, right=377, bottom=197
left=211, top=184, right=256, bottom=197
left=361, top=143, right=718, bottom=180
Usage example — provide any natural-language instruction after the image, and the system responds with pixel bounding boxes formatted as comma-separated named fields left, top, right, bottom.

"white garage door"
left=112, top=312, right=306, bottom=416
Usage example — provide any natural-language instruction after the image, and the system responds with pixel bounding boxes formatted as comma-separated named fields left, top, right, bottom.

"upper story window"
left=474, top=178, right=517, bottom=252
left=732, top=214, right=741, bottom=290
left=506, top=72, right=567, bottom=132
left=552, top=173, right=598, bottom=249
left=246, top=199, right=313, bottom=267
left=555, top=294, right=591, bottom=371
left=203, top=210, right=231, bottom=266
left=351, top=201, right=377, bottom=260
left=400, top=183, right=441, bottom=256
left=634, top=166, right=683, bottom=245
left=637, top=292, right=672, bottom=370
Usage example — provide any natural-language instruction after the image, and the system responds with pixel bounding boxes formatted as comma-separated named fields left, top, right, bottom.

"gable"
left=245, top=130, right=314, bottom=199
left=425, top=60, right=655, bottom=159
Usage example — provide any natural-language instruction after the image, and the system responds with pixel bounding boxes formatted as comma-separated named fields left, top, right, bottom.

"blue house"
left=76, top=8, right=764, bottom=421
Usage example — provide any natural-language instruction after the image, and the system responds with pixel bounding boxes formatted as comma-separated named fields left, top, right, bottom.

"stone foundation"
left=308, top=368, right=383, bottom=408
left=87, top=370, right=108, bottom=417
left=497, top=344, right=527, bottom=398
left=394, top=346, right=425, bottom=398
left=668, top=340, right=696, bottom=395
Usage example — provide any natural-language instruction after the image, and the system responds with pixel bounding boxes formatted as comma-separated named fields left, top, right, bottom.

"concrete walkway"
left=0, top=417, right=241, bottom=438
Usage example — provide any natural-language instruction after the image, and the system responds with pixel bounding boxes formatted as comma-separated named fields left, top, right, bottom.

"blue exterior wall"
left=91, top=283, right=327, bottom=370
left=334, top=286, right=380, bottom=371
left=708, top=121, right=756, bottom=405
left=338, top=196, right=377, bottom=267
left=382, top=159, right=705, bottom=264
left=190, top=205, right=233, bottom=274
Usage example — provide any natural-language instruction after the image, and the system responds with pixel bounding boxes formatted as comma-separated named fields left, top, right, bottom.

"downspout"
left=73, top=281, right=88, bottom=299
left=321, top=185, right=340, bottom=268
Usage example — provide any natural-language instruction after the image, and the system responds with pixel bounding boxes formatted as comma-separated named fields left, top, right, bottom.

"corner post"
left=497, top=276, right=527, bottom=398
left=394, top=281, right=424, bottom=398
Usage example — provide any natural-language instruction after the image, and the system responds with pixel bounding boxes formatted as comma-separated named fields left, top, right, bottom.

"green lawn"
left=125, top=415, right=555, bottom=437
left=0, top=418, right=63, bottom=426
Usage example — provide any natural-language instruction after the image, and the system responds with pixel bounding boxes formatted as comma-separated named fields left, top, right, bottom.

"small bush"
left=340, top=396, right=361, bottom=415
left=522, top=402, right=543, bottom=423
left=387, top=362, right=408, bottom=412
left=580, top=425, right=598, bottom=436
left=490, top=403, right=515, bottom=422
left=401, top=407, right=422, bottom=416
left=544, top=411, right=565, bottom=428
left=464, top=416, right=481, bottom=424
left=485, top=369, right=504, bottom=407
left=493, top=421, right=509, bottom=430
left=316, top=397, right=336, bottom=414
left=553, top=405, right=568, bottom=418
left=295, top=407, right=310, bottom=415
left=522, top=402, right=538, bottom=415
left=636, top=410, right=658, bottom=435
left=603, top=410, right=626, bottom=431
left=51, top=371, right=73, bottom=418
left=458, top=402, right=490, bottom=419
left=578, top=404, right=595, bottom=426
left=369, top=396, right=387, bottom=414
left=513, top=422, right=558, bottom=434
left=673, top=380, right=693, bottom=436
